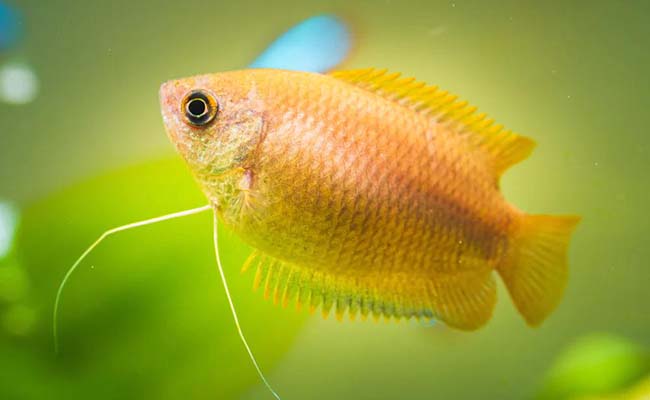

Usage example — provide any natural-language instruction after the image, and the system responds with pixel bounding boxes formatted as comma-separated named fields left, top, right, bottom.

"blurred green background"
left=1, top=1, right=649, bottom=399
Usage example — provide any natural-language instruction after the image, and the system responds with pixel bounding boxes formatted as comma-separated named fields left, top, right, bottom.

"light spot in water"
left=0, top=63, right=39, bottom=104
left=0, top=201, right=18, bottom=259
left=427, top=26, right=447, bottom=37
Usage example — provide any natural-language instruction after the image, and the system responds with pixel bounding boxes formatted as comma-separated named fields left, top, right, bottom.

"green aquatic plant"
left=537, top=334, right=650, bottom=400
left=3, top=157, right=306, bottom=400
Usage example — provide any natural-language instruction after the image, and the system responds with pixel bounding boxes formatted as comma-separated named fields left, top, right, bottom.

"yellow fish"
left=159, top=68, right=580, bottom=330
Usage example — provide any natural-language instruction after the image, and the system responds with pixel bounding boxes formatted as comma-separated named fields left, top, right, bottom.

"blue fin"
left=249, top=14, right=352, bottom=73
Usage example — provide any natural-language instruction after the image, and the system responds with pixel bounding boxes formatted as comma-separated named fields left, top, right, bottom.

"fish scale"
left=160, top=68, right=580, bottom=329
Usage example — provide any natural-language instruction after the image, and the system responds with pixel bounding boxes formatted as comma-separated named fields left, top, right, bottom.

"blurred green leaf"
left=2, top=157, right=306, bottom=400
left=577, top=375, right=650, bottom=400
left=537, top=334, right=650, bottom=400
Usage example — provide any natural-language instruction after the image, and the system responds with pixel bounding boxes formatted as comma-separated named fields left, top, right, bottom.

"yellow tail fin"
left=497, top=214, right=581, bottom=326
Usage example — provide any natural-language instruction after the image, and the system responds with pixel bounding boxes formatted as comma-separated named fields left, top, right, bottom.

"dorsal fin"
left=329, top=68, right=537, bottom=177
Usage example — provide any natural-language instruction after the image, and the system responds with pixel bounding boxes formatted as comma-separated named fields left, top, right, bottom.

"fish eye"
left=182, top=90, right=218, bottom=127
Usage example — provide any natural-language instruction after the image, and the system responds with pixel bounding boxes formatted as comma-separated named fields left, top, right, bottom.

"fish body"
left=159, top=68, right=579, bottom=329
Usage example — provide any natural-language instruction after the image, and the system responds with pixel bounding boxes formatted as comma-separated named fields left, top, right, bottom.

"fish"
left=248, top=14, right=352, bottom=73
left=159, top=68, right=580, bottom=330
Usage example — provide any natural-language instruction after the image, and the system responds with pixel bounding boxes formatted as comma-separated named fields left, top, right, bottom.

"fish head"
left=159, top=72, right=266, bottom=190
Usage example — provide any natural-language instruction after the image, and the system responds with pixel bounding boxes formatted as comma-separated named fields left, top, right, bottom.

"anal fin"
left=243, top=251, right=498, bottom=330
left=425, top=270, right=497, bottom=330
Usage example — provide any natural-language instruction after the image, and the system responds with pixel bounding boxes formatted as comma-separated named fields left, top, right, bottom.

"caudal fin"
left=497, top=214, right=581, bottom=326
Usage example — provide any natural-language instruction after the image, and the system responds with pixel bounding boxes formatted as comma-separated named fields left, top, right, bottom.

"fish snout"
left=159, top=79, right=184, bottom=116
left=159, top=80, right=191, bottom=150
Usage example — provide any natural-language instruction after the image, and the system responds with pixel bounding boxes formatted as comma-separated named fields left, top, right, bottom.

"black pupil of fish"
left=188, top=98, right=207, bottom=117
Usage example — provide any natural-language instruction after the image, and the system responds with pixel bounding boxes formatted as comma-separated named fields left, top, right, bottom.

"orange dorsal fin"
left=330, top=68, right=537, bottom=177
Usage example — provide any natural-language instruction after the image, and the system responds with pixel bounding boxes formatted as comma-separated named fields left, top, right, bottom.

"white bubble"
left=0, top=64, right=39, bottom=105
left=0, top=202, right=19, bottom=259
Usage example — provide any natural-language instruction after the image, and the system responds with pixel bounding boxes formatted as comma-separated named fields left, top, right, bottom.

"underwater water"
left=1, top=1, right=649, bottom=399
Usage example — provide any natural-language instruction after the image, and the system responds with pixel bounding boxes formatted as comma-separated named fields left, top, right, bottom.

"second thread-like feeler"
left=212, top=210, right=282, bottom=400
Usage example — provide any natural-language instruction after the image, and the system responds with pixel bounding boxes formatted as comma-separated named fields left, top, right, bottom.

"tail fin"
left=497, top=214, right=581, bottom=326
